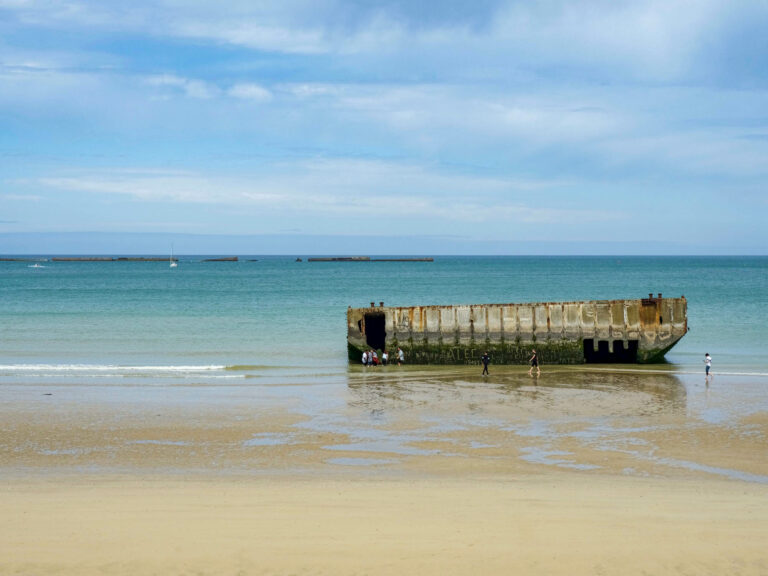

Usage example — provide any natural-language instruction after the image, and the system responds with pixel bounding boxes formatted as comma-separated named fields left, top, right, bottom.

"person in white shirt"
left=704, top=353, right=712, bottom=378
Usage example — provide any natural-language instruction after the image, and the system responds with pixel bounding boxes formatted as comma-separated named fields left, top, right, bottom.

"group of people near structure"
left=361, top=347, right=540, bottom=373
left=362, top=347, right=405, bottom=367
left=363, top=349, right=715, bottom=378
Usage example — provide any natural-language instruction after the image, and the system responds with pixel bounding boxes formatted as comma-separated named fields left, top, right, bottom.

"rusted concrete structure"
left=347, top=294, right=687, bottom=365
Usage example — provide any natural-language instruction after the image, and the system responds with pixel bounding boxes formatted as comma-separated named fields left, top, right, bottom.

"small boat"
left=170, top=245, right=178, bottom=268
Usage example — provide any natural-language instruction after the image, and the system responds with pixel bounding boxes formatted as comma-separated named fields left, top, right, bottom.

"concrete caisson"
left=347, top=294, right=687, bottom=365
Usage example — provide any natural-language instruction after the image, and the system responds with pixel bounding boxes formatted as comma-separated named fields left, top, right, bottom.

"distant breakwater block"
left=0, top=258, right=48, bottom=262
left=41, top=257, right=238, bottom=262
left=307, top=257, right=433, bottom=262
left=51, top=257, right=115, bottom=261
left=347, top=294, right=687, bottom=365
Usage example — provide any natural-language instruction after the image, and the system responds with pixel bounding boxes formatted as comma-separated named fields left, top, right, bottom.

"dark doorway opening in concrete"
left=583, top=339, right=638, bottom=363
left=364, top=313, right=386, bottom=351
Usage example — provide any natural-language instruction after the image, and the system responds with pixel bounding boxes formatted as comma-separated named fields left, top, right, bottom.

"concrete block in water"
left=347, top=295, right=687, bottom=365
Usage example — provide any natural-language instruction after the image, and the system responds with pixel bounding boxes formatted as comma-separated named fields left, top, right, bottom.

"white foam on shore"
left=0, top=364, right=227, bottom=372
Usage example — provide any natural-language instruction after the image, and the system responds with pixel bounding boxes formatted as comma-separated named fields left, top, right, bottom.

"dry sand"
left=2, top=475, right=767, bottom=575
left=2, top=368, right=768, bottom=575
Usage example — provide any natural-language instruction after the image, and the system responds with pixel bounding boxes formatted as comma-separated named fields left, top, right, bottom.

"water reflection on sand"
left=346, top=366, right=687, bottom=420
left=3, top=365, right=767, bottom=483
left=338, top=366, right=767, bottom=482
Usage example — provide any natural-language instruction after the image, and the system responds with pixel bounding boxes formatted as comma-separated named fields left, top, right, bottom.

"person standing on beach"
left=528, top=349, right=540, bottom=376
left=704, top=353, right=712, bottom=378
left=397, top=347, right=405, bottom=366
left=481, top=352, right=490, bottom=375
left=362, top=351, right=368, bottom=366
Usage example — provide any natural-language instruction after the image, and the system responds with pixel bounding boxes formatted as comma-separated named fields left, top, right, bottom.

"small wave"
left=0, top=364, right=226, bottom=373
left=674, top=370, right=768, bottom=378
left=582, top=367, right=768, bottom=378
left=225, top=364, right=280, bottom=371
left=128, top=373, right=246, bottom=379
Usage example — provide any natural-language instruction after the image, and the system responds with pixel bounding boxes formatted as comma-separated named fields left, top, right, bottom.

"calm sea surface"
left=1, top=256, right=767, bottom=384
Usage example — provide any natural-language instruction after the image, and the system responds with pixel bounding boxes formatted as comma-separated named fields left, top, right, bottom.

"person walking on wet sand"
left=481, top=352, right=490, bottom=375
left=528, top=349, right=540, bottom=376
left=704, top=353, right=712, bottom=378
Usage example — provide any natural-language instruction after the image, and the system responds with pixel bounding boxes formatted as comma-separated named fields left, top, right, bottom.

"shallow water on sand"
left=3, top=366, right=766, bottom=484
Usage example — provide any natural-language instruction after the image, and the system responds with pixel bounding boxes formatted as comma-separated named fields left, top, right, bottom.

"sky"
left=1, top=0, right=767, bottom=255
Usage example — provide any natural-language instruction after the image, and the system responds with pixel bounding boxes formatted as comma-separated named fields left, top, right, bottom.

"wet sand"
left=2, top=366, right=768, bottom=574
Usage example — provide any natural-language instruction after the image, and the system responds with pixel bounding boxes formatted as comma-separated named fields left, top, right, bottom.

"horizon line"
left=2, top=253, right=767, bottom=258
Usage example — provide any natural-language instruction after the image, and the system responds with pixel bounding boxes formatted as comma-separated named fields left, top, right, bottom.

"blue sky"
left=1, top=0, right=767, bottom=254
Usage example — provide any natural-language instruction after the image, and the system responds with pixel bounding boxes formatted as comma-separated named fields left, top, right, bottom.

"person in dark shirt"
left=528, top=349, right=540, bottom=376
left=481, top=352, right=490, bottom=375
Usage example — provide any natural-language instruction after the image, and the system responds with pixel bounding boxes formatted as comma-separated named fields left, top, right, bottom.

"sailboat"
left=170, top=245, right=178, bottom=268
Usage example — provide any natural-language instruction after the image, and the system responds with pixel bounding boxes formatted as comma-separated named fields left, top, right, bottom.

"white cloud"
left=227, top=83, right=272, bottom=102
left=2, top=1, right=766, bottom=213
left=3, top=53, right=764, bottom=184
left=490, top=0, right=726, bottom=82
left=282, top=83, right=341, bottom=98
left=1, top=193, right=41, bottom=201
left=310, top=83, right=626, bottom=147
left=35, top=161, right=621, bottom=225
left=172, top=20, right=328, bottom=54
left=0, top=0, right=735, bottom=78
left=144, top=74, right=220, bottom=99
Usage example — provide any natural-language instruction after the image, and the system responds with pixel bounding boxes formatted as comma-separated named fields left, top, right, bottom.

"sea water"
left=1, top=256, right=767, bottom=384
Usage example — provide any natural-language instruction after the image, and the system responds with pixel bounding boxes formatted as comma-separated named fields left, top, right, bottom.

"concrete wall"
left=347, top=295, right=687, bottom=365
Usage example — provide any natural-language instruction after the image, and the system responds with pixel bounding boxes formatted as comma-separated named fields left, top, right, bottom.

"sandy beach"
left=3, top=475, right=767, bottom=575
left=2, top=366, right=768, bottom=575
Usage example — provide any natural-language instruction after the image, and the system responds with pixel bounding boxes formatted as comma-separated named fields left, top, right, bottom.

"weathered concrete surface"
left=347, top=295, right=687, bottom=365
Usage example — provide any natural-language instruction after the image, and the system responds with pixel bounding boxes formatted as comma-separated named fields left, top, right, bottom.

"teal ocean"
left=1, top=256, right=767, bottom=384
